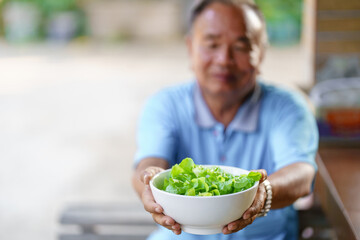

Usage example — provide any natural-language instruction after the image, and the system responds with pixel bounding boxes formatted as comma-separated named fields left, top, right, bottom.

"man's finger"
left=143, top=172, right=152, bottom=185
left=141, top=185, right=163, bottom=213
left=141, top=169, right=155, bottom=184
left=140, top=167, right=163, bottom=184
left=151, top=213, right=181, bottom=235
left=154, top=213, right=175, bottom=226
left=256, top=169, right=267, bottom=182
left=223, top=215, right=256, bottom=234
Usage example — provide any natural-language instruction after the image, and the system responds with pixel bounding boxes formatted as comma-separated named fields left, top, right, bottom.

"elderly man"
left=132, top=0, right=318, bottom=239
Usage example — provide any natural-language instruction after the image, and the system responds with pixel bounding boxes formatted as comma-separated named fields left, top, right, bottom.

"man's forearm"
left=268, top=162, right=315, bottom=209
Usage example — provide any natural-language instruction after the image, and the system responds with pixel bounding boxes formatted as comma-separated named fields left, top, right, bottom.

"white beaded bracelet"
left=257, top=179, right=272, bottom=217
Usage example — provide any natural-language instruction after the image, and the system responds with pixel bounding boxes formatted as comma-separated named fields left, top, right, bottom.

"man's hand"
left=138, top=166, right=182, bottom=235
left=222, top=169, right=268, bottom=234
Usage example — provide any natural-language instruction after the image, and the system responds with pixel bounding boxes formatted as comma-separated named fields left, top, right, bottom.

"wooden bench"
left=58, top=202, right=156, bottom=240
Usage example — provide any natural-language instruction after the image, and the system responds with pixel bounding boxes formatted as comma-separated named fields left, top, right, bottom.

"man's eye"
left=206, top=43, right=218, bottom=49
left=234, top=45, right=250, bottom=52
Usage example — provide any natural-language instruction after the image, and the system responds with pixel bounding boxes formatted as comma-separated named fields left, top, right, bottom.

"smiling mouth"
left=212, top=73, right=236, bottom=82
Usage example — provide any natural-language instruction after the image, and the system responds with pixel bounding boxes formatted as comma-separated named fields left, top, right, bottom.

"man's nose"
left=215, top=46, right=234, bottom=66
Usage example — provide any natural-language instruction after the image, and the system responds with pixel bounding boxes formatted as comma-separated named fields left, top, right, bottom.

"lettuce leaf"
left=161, top=158, right=262, bottom=196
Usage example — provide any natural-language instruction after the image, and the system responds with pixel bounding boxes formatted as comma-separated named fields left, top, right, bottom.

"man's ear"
left=256, top=48, right=266, bottom=75
left=258, top=48, right=265, bottom=65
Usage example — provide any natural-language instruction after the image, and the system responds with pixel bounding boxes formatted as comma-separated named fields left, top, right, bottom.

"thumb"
left=255, top=169, right=267, bottom=183
left=141, top=167, right=164, bottom=185
left=142, top=171, right=152, bottom=185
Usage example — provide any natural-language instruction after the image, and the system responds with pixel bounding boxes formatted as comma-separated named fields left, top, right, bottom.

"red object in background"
left=326, top=109, right=360, bottom=135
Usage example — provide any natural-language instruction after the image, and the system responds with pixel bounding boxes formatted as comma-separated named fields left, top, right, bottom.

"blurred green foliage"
left=255, top=0, right=303, bottom=45
left=0, top=0, right=86, bottom=41
left=41, top=0, right=79, bottom=13
left=1, top=0, right=80, bottom=13
left=255, top=0, right=302, bottom=23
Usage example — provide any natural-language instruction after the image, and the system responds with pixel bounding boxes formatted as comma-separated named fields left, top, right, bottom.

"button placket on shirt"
left=214, top=124, right=227, bottom=162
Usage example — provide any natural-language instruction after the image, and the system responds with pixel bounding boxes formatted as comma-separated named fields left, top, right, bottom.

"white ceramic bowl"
left=150, top=165, right=259, bottom=235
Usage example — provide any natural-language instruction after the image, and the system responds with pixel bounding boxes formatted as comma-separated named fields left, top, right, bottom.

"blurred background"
left=0, top=0, right=359, bottom=240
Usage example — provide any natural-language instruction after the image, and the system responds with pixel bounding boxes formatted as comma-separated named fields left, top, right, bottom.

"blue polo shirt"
left=135, top=80, right=318, bottom=240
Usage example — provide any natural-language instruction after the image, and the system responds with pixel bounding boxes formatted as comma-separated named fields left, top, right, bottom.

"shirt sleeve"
left=269, top=92, right=319, bottom=172
left=134, top=91, right=178, bottom=167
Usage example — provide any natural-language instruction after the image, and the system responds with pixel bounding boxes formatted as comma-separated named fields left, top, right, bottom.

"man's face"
left=187, top=3, right=260, bottom=99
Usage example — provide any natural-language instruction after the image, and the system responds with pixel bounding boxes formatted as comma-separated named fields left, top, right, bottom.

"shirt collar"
left=194, top=82, right=262, bottom=132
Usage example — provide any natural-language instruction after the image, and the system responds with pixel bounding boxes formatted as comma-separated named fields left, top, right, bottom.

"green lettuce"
left=161, top=158, right=262, bottom=196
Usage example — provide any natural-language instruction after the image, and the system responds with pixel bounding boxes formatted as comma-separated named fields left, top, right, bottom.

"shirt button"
left=213, top=130, right=218, bottom=136
left=221, top=156, right=226, bottom=162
